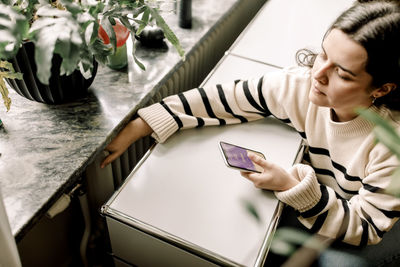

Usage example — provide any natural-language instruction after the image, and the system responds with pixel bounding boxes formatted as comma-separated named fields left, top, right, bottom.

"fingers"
left=100, top=149, right=122, bottom=169
left=101, top=155, right=112, bottom=169
left=247, top=152, right=267, bottom=167
left=240, top=171, right=250, bottom=178
left=101, top=152, right=119, bottom=168
left=99, top=118, right=153, bottom=169
left=241, top=171, right=271, bottom=190
left=100, top=157, right=110, bottom=169
left=240, top=170, right=260, bottom=182
left=99, top=132, right=131, bottom=168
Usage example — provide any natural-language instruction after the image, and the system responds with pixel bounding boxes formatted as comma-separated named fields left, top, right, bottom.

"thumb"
left=247, top=152, right=267, bottom=168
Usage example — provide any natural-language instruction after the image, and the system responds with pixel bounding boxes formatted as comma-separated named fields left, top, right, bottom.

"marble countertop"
left=0, top=0, right=243, bottom=240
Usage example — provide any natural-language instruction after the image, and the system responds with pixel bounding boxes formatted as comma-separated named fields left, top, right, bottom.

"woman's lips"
left=312, top=82, right=325, bottom=95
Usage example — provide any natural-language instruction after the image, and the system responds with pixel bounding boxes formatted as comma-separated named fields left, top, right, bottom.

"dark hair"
left=297, top=1, right=400, bottom=110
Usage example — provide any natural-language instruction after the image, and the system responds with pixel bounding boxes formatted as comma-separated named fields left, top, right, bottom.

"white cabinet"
left=102, top=53, right=303, bottom=266
left=102, top=118, right=302, bottom=266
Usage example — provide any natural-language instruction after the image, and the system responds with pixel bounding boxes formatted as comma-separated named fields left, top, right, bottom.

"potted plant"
left=0, top=0, right=184, bottom=110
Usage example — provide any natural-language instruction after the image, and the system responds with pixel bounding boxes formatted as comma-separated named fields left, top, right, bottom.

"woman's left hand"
left=240, top=152, right=299, bottom=191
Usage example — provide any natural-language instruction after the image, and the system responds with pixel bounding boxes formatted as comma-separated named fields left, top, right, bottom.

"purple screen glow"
left=220, top=142, right=260, bottom=172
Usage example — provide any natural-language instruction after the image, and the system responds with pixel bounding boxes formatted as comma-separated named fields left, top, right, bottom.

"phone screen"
left=219, top=141, right=265, bottom=173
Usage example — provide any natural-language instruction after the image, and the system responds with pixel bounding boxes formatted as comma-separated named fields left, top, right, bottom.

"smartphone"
left=219, top=141, right=265, bottom=173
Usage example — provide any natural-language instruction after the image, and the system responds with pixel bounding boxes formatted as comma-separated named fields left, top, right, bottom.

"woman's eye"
left=336, top=69, right=351, bottom=80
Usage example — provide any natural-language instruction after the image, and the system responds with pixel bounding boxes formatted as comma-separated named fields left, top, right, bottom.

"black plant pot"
left=5, top=41, right=98, bottom=104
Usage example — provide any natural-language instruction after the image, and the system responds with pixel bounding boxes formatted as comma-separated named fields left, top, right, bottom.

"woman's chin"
left=309, top=91, right=324, bottom=106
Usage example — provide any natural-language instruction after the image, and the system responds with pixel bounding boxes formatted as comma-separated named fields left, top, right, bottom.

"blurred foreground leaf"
left=358, top=108, right=400, bottom=197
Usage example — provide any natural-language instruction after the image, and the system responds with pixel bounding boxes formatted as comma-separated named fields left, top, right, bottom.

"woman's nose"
left=314, top=64, right=329, bottom=85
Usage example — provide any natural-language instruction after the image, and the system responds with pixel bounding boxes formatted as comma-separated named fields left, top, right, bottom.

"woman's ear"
left=372, top=83, right=397, bottom=98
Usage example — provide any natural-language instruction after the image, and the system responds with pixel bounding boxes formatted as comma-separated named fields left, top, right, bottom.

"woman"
left=101, top=1, right=400, bottom=265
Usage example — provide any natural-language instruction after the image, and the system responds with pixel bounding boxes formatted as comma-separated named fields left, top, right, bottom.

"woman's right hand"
left=100, top=117, right=153, bottom=168
left=240, top=152, right=299, bottom=191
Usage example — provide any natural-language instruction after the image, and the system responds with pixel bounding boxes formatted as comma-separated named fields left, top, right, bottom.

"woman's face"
left=310, top=28, right=375, bottom=121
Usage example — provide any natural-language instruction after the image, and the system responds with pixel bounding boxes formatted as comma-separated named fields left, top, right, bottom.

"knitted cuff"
left=138, top=103, right=179, bottom=143
left=275, top=164, right=321, bottom=213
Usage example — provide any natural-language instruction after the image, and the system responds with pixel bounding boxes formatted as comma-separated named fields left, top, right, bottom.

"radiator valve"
left=46, top=183, right=82, bottom=218
left=46, top=194, right=71, bottom=219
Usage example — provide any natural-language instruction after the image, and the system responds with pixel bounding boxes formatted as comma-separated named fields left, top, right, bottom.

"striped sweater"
left=138, top=66, right=400, bottom=246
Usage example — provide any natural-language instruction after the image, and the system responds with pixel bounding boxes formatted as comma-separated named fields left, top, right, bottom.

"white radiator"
left=85, top=0, right=268, bottom=210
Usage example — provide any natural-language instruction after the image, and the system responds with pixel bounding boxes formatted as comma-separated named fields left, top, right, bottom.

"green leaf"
left=373, top=126, right=400, bottom=159
left=0, top=78, right=11, bottom=112
left=90, top=38, right=111, bottom=65
left=78, top=59, right=94, bottom=80
left=358, top=108, right=400, bottom=198
left=271, top=239, right=296, bottom=256
left=0, top=60, right=23, bottom=112
left=29, top=4, right=85, bottom=84
left=271, top=227, right=330, bottom=257
left=59, top=45, right=82, bottom=76
left=136, top=7, right=150, bottom=35
left=149, top=7, right=185, bottom=58
left=386, top=168, right=400, bottom=197
left=84, top=20, right=95, bottom=45
left=77, top=9, right=99, bottom=46
left=133, top=54, right=146, bottom=70
left=59, top=0, right=81, bottom=15
left=358, top=109, right=400, bottom=159
left=30, top=18, right=64, bottom=84
left=132, top=41, right=145, bottom=70
left=0, top=4, right=29, bottom=59
left=274, top=227, right=312, bottom=246
left=118, top=16, right=136, bottom=33
left=35, top=4, right=69, bottom=18
left=241, top=199, right=261, bottom=222
left=105, top=5, right=147, bottom=19
left=100, top=17, right=117, bottom=52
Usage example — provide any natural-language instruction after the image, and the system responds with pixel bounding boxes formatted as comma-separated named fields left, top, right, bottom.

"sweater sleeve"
left=138, top=66, right=311, bottom=143
left=276, top=143, right=400, bottom=246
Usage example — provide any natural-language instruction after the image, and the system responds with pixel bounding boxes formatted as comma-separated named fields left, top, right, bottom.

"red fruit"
left=98, top=21, right=130, bottom=47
